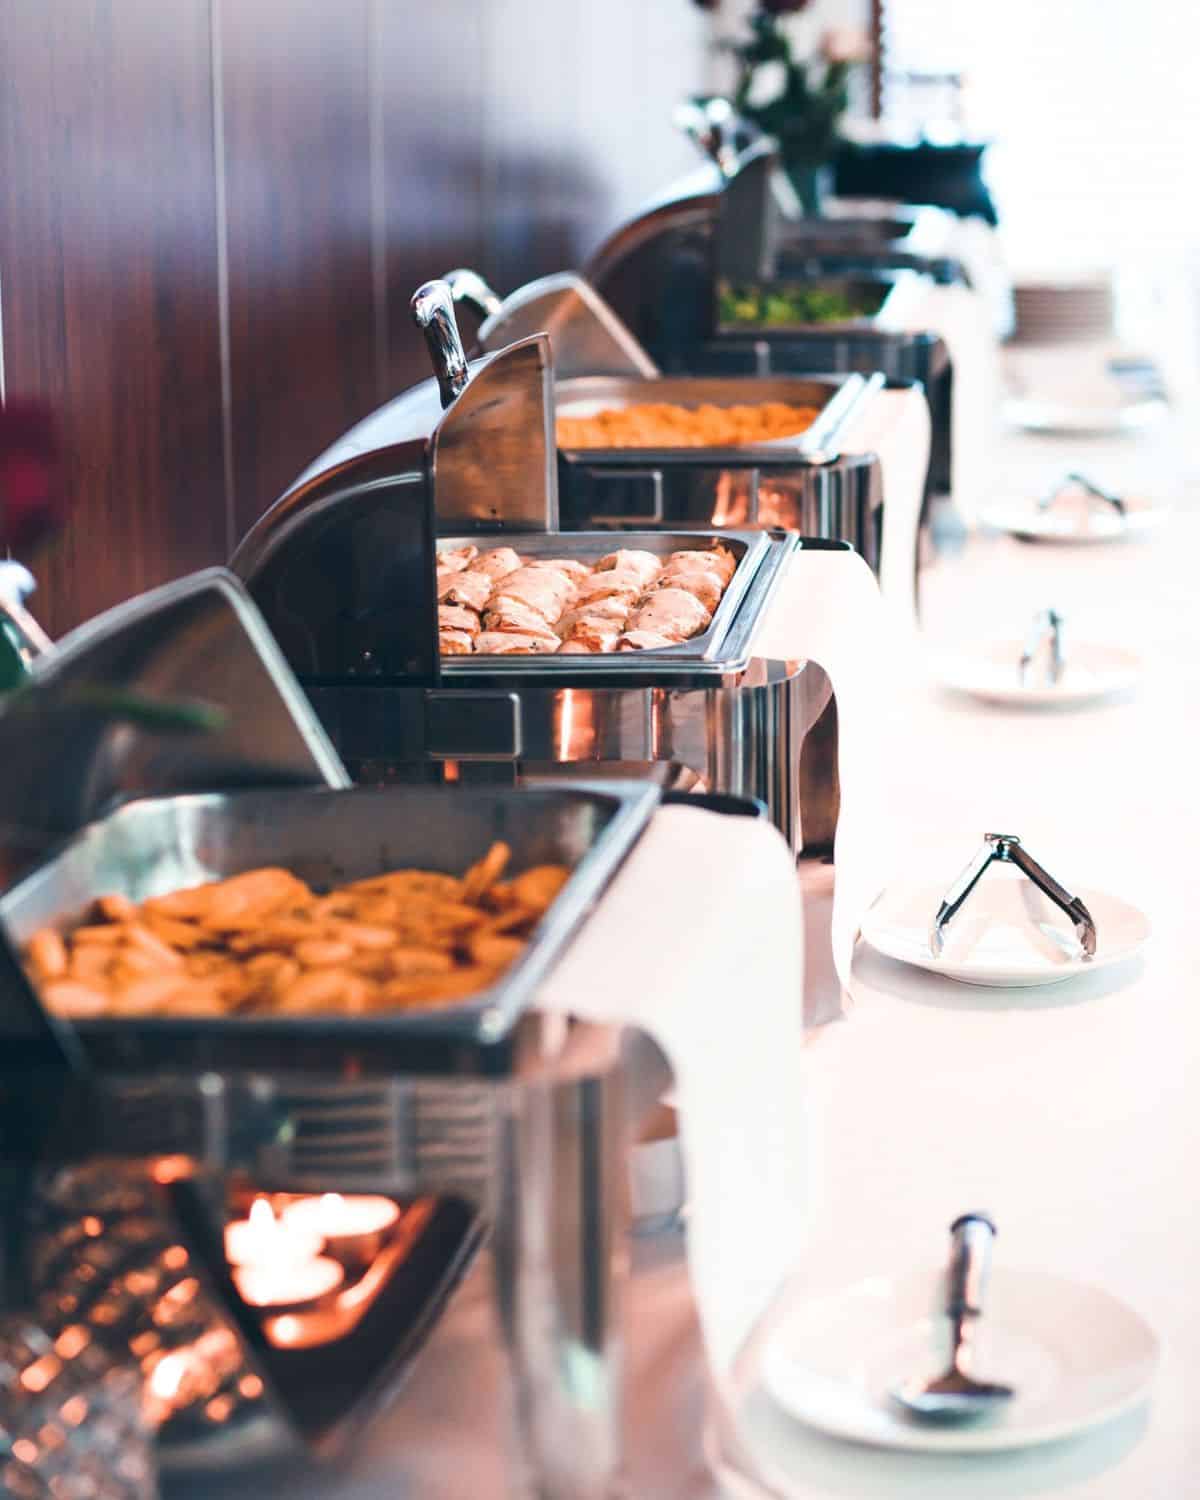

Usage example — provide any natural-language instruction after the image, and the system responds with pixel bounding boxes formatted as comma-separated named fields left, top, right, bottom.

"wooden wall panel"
left=0, top=0, right=226, bottom=636
left=0, top=0, right=710, bottom=630
left=219, top=0, right=378, bottom=537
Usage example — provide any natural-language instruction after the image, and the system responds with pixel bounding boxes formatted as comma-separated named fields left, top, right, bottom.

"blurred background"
left=0, top=0, right=1193, bottom=634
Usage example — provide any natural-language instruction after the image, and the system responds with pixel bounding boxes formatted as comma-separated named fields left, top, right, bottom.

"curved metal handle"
left=443, top=268, right=503, bottom=322
left=411, top=279, right=470, bottom=409
left=947, top=1213, right=996, bottom=1318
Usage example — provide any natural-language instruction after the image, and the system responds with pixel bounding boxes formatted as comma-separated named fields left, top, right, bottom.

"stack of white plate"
left=1011, top=275, right=1114, bottom=345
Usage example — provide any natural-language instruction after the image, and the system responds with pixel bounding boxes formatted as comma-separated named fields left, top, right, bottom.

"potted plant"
left=706, top=1, right=872, bottom=215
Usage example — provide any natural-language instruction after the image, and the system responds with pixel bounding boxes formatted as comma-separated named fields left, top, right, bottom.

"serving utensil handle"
left=443, top=268, right=503, bottom=322
left=947, top=1212, right=996, bottom=1318
left=411, top=279, right=470, bottom=409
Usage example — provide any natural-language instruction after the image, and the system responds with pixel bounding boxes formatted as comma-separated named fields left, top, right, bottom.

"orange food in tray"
left=23, top=844, right=569, bottom=1020
left=556, top=401, right=820, bottom=449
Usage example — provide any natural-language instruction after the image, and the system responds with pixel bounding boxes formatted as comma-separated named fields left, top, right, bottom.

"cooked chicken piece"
left=472, top=547, right=524, bottom=582
left=572, top=567, right=647, bottom=607
left=594, top=550, right=662, bottom=588
left=557, top=596, right=632, bottom=630
left=439, top=603, right=481, bottom=637
left=482, top=598, right=561, bottom=640
left=442, top=570, right=493, bottom=611
left=439, top=629, right=475, bottom=655
left=529, top=558, right=591, bottom=581
left=559, top=617, right=622, bottom=653
left=627, top=587, right=709, bottom=641
left=668, top=545, right=737, bottom=583
left=487, top=566, right=575, bottom=624
left=618, top=630, right=677, bottom=651
left=438, top=544, right=479, bottom=574
left=473, top=631, right=561, bottom=655
left=652, top=563, right=725, bottom=613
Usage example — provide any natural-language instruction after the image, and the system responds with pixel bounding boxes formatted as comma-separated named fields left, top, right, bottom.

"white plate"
left=980, top=490, right=1167, bottom=543
left=932, top=639, right=1142, bottom=708
left=860, top=867, right=1150, bottom=987
left=761, top=1267, right=1158, bottom=1454
left=1002, top=396, right=1167, bottom=437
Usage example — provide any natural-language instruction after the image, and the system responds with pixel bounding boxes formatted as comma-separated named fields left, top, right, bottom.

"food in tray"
left=436, top=543, right=737, bottom=656
left=22, top=845, right=570, bottom=1021
left=556, top=401, right=820, bottom=449
left=716, top=279, right=888, bottom=329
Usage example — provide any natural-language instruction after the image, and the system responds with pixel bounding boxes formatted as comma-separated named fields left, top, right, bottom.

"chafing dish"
left=0, top=574, right=671, bottom=1498
left=581, top=138, right=954, bottom=497
left=446, top=268, right=887, bottom=569
left=232, top=284, right=842, bottom=854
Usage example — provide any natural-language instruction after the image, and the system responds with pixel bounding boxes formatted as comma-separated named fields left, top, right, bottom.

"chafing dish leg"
left=490, top=1023, right=629, bottom=1499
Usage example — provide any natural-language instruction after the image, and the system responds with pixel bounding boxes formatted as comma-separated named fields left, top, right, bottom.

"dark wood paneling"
left=0, top=0, right=226, bottom=636
left=220, top=0, right=377, bottom=536
left=0, top=0, right=709, bottom=630
left=378, top=0, right=489, bottom=393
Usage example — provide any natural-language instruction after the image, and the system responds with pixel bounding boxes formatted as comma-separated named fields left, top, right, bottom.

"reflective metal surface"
left=412, top=280, right=470, bottom=408
left=929, top=833, right=1098, bottom=961
left=1, top=782, right=663, bottom=1493
left=892, top=1214, right=1016, bottom=1421
left=454, top=268, right=659, bottom=381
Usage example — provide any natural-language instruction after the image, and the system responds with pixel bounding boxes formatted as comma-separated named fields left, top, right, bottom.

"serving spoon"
left=892, top=1213, right=1016, bottom=1421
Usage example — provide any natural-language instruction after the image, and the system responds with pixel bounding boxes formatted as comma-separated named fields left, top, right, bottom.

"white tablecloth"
left=170, top=405, right=1200, bottom=1498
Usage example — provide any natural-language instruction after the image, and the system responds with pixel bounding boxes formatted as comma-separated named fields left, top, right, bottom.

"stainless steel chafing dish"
left=232, top=284, right=841, bottom=854
left=579, top=132, right=955, bottom=499
left=445, top=267, right=887, bottom=571
left=0, top=569, right=677, bottom=1498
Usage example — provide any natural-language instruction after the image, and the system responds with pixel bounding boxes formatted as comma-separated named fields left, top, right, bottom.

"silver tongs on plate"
left=929, top=833, right=1097, bottom=960
left=1018, top=607, right=1067, bottom=686
left=1037, top=471, right=1127, bottom=520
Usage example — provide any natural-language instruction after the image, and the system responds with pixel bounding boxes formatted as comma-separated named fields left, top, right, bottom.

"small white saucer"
left=760, top=1267, right=1158, bottom=1454
left=1003, top=395, right=1167, bottom=437
left=932, top=639, right=1142, bottom=708
left=860, top=866, right=1150, bottom=987
left=980, top=491, right=1166, bottom=544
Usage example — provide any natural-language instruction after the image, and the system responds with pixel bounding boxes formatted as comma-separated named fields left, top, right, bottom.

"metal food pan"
left=437, top=528, right=772, bottom=669
left=553, top=371, right=881, bottom=462
left=0, top=782, right=661, bottom=1077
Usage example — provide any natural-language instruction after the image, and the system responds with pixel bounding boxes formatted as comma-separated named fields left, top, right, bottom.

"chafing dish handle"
left=412, top=280, right=470, bottom=408
left=425, top=690, right=523, bottom=760
left=444, top=268, right=503, bottom=322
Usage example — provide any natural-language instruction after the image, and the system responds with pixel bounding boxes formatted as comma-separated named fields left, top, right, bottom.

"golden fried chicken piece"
left=557, top=596, right=631, bottom=632
left=473, top=631, right=562, bottom=655
left=438, top=544, right=479, bottom=574
left=438, top=604, right=481, bottom=637
left=573, top=567, right=648, bottom=607
left=626, top=586, right=710, bottom=641
left=669, top=545, right=736, bottom=583
left=482, top=598, right=561, bottom=640
left=593, top=549, right=663, bottom=589
left=529, top=558, right=591, bottom=581
left=441, top=570, right=493, bottom=611
left=651, top=562, right=725, bottom=613
left=486, top=566, right=575, bottom=625
left=438, top=630, right=475, bottom=655
left=471, top=547, right=524, bottom=581
left=559, top=617, right=622, bottom=653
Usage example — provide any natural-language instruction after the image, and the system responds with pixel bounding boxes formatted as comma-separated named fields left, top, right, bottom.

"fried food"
left=24, top=842, right=570, bottom=1021
left=438, top=542, right=737, bottom=656
left=556, top=401, right=820, bottom=449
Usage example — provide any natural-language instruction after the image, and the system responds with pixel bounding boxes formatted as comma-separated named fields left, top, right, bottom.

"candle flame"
left=248, top=1197, right=276, bottom=1230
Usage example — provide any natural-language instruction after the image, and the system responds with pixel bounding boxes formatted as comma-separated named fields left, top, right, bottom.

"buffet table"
left=166, top=403, right=1200, bottom=1498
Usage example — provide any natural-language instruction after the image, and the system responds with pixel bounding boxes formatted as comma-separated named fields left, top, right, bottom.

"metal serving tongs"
left=1037, top=471, right=1127, bottom=522
left=929, top=834, right=1097, bottom=961
left=1018, top=607, right=1067, bottom=687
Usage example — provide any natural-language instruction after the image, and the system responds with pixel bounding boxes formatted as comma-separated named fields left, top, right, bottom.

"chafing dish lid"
left=232, top=330, right=558, bottom=686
